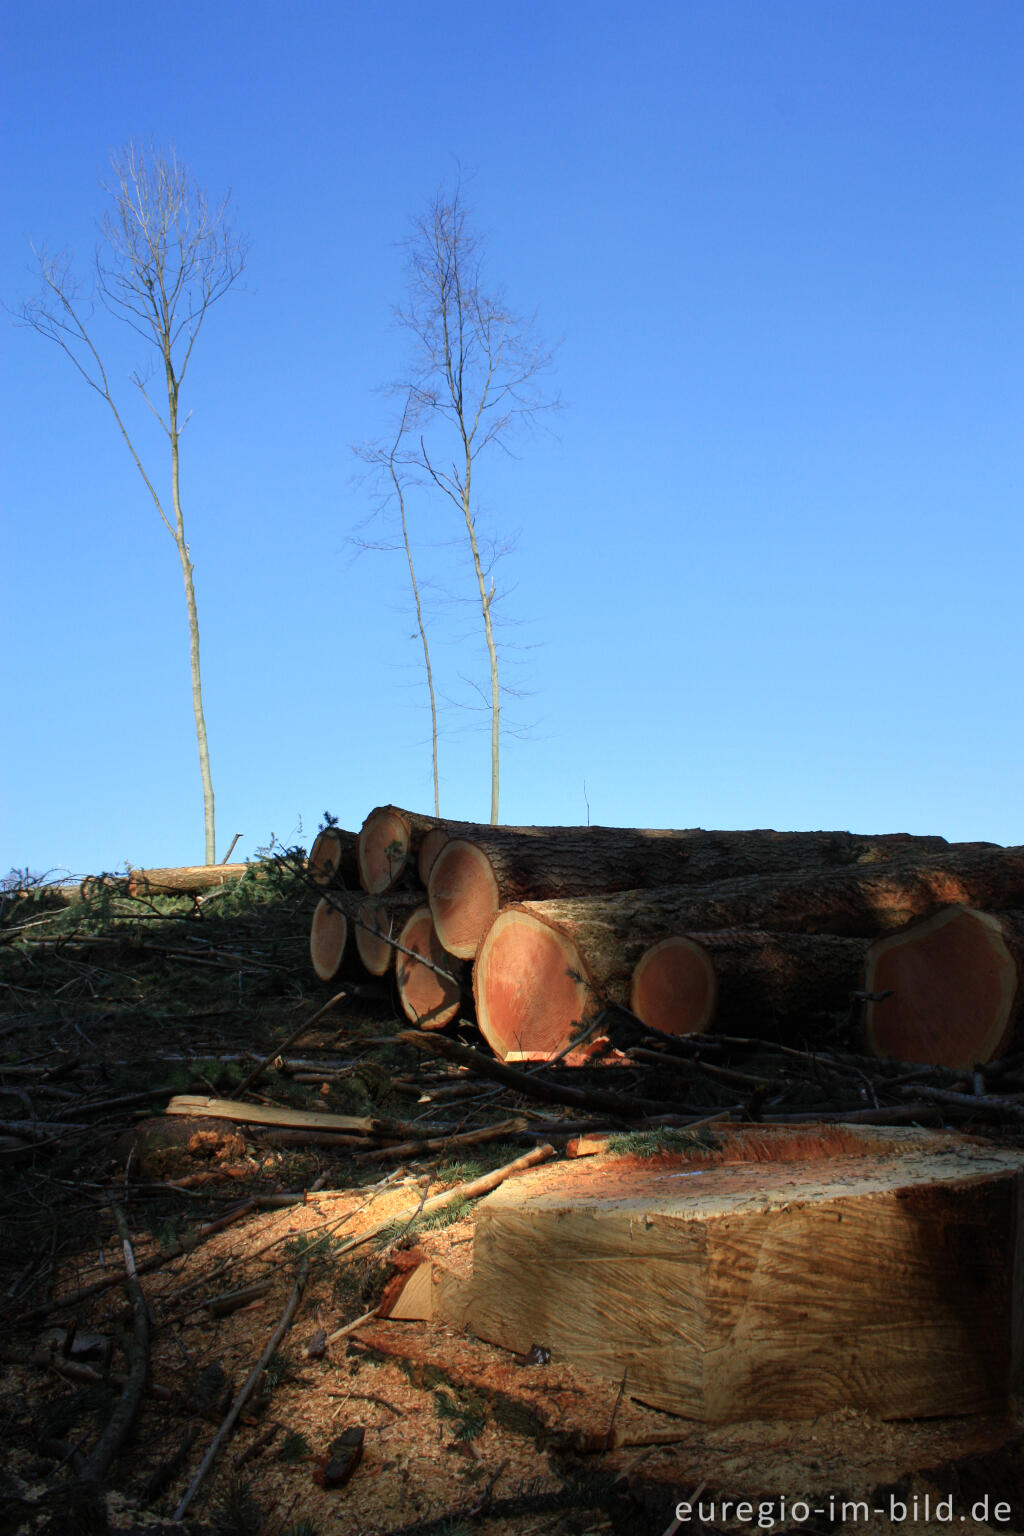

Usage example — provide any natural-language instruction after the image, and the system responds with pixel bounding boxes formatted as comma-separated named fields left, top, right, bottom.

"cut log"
left=394, top=906, right=467, bottom=1030
left=308, top=827, right=359, bottom=889
left=455, top=1124, right=1024, bottom=1422
left=634, top=929, right=868, bottom=1038
left=351, top=893, right=424, bottom=976
left=357, top=805, right=445, bottom=893
left=429, top=828, right=953, bottom=960
left=309, top=896, right=348, bottom=982
left=474, top=908, right=597, bottom=1060
left=126, top=863, right=251, bottom=897
left=863, top=906, right=1024, bottom=1068
left=473, top=906, right=868, bottom=1056
left=505, top=843, right=1024, bottom=943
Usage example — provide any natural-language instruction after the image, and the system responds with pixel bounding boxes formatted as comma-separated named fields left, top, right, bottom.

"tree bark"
left=505, top=843, right=1024, bottom=941
left=430, top=826, right=954, bottom=961
left=863, top=906, right=1024, bottom=1068
left=126, top=863, right=250, bottom=896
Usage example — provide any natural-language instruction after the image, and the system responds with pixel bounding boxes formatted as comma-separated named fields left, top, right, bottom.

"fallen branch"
left=82, top=1204, right=149, bottom=1483
left=328, top=1143, right=556, bottom=1264
left=398, top=1030, right=682, bottom=1118
left=230, top=988, right=349, bottom=1099
left=350, top=1116, right=527, bottom=1162
left=174, top=1256, right=310, bottom=1521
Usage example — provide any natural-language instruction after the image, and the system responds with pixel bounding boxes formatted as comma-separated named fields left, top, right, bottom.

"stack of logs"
left=307, top=807, right=1024, bottom=1070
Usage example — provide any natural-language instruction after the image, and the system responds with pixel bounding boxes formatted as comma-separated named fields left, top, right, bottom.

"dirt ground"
left=2, top=857, right=1023, bottom=1536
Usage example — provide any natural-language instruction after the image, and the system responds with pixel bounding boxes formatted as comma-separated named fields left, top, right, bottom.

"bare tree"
left=393, top=184, right=557, bottom=824
left=19, top=141, right=247, bottom=864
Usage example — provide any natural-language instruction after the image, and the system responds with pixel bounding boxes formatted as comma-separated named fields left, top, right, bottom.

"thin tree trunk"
left=461, top=449, right=500, bottom=824
left=169, top=400, right=215, bottom=864
left=392, top=431, right=440, bottom=816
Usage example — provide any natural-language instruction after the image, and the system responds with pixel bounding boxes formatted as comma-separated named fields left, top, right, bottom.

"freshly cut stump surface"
left=395, top=906, right=463, bottom=1030
left=309, top=897, right=348, bottom=982
left=453, top=1124, right=1024, bottom=1423
left=863, top=905, right=1024, bottom=1068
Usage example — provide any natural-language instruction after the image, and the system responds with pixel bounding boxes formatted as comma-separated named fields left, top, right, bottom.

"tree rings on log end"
left=310, top=897, right=348, bottom=982
left=864, top=905, right=1022, bottom=1068
left=630, top=936, right=718, bottom=1036
left=475, top=909, right=598, bottom=1061
left=309, top=827, right=356, bottom=888
left=429, top=839, right=500, bottom=960
left=357, top=806, right=413, bottom=893
left=395, top=907, right=462, bottom=1030
left=353, top=898, right=395, bottom=976
left=417, top=827, right=450, bottom=886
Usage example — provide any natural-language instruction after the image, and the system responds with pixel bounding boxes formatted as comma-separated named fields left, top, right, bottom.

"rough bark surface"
left=507, top=844, right=1024, bottom=942
left=429, top=827, right=955, bottom=959
left=669, top=929, right=870, bottom=1037
left=863, top=907, right=1024, bottom=1068
left=126, top=863, right=250, bottom=896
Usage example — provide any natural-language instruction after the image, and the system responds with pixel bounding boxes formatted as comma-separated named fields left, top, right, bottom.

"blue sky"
left=3, top=0, right=1022, bottom=877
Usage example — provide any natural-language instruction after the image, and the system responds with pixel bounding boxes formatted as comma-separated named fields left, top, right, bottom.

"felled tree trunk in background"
left=863, top=906, right=1024, bottom=1068
left=126, top=863, right=251, bottom=896
left=429, top=828, right=956, bottom=961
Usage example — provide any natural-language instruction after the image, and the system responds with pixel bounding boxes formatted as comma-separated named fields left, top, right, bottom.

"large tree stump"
left=429, top=828, right=952, bottom=960
left=454, top=1124, right=1024, bottom=1422
left=863, top=906, right=1024, bottom=1068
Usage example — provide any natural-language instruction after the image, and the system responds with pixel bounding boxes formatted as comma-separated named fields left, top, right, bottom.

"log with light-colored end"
left=309, top=897, right=348, bottom=982
left=308, top=827, right=359, bottom=889
left=428, top=839, right=501, bottom=959
left=863, top=905, right=1024, bottom=1068
left=353, top=893, right=423, bottom=976
left=474, top=908, right=598, bottom=1060
left=395, top=906, right=465, bottom=1030
left=357, top=806, right=422, bottom=893
left=630, top=936, right=718, bottom=1036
